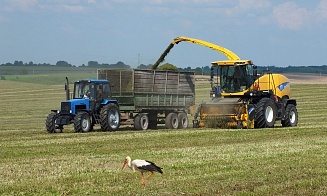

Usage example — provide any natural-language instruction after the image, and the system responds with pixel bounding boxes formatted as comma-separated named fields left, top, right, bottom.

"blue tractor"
left=46, top=78, right=121, bottom=133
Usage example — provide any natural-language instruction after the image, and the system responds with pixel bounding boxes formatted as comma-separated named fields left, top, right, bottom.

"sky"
left=1, top=0, right=327, bottom=68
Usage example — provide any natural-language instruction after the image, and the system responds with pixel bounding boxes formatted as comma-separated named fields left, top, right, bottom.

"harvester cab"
left=210, top=60, right=257, bottom=98
left=46, top=79, right=121, bottom=133
left=194, top=59, right=298, bottom=129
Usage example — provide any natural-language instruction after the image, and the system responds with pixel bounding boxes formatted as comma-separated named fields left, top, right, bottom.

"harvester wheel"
left=281, top=104, right=298, bottom=127
left=134, top=113, right=149, bottom=130
left=165, top=112, right=179, bottom=129
left=178, top=112, right=188, bottom=129
left=46, top=112, right=62, bottom=133
left=254, top=98, right=277, bottom=128
left=100, top=103, right=120, bottom=131
left=74, top=112, right=93, bottom=132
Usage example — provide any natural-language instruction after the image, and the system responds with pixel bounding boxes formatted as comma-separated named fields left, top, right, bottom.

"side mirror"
left=210, top=66, right=214, bottom=80
left=253, top=65, right=257, bottom=77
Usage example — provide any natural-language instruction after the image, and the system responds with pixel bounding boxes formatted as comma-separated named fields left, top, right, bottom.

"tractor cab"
left=73, top=79, right=112, bottom=101
left=70, top=79, right=112, bottom=112
left=210, top=60, right=257, bottom=97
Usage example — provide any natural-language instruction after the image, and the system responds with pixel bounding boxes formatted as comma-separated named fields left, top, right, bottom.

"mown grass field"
left=0, top=75, right=327, bottom=195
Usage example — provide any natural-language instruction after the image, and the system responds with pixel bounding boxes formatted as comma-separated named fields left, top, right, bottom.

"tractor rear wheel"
left=46, top=112, right=62, bottom=133
left=134, top=113, right=149, bottom=130
left=282, top=104, right=298, bottom=127
left=178, top=112, right=188, bottom=129
left=254, top=98, right=277, bottom=128
left=100, top=103, right=120, bottom=131
left=74, top=112, right=93, bottom=132
left=165, top=112, right=179, bottom=129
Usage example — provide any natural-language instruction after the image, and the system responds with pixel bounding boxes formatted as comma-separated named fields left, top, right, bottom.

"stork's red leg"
left=141, top=172, right=145, bottom=185
left=146, top=171, right=154, bottom=180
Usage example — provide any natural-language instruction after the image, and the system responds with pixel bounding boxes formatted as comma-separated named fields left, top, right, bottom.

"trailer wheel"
left=165, top=112, right=179, bottom=129
left=178, top=112, right=188, bottom=129
left=282, top=104, right=298, bottom=127
left=254, top=98, right=277, bottom=128
left=100, top=103, right=120, bottom=131
left=74, top=112, right=93, bottom=132
left=46, top=112, right=62, bottom=133
left=134, top=113, right=149, bottom=130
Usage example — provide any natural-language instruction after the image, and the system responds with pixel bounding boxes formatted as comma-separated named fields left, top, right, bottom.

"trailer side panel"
left=97, top=69, right=195, bottom=112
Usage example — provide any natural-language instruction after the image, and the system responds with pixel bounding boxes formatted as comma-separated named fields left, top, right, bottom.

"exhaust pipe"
left=65, top=77, right=70, bottom=100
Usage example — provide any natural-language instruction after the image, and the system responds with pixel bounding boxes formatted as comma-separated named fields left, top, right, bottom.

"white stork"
left=122, top=156, right=163, bottom=185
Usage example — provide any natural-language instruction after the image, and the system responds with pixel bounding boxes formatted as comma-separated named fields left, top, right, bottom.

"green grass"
left=2, top=72, right=97, bottom=85
left=0, top=77, right=327, bottom=195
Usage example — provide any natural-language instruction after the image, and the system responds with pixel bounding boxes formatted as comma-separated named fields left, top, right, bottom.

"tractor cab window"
left=220, top=65, right=254, bottom=93
left=94, top=83, right=111, bottom=100
left=74, top=82, right=95, bottom=99
left=102, top=84, right=111, bottom=99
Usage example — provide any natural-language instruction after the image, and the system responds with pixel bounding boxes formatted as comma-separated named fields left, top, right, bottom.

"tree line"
left=0, top=60, right=133, bottom=69
left=1, top=61, right=327, bottom=75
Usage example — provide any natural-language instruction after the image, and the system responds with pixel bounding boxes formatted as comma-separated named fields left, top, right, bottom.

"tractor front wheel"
left=282, top=104, right=298, bottom=127
left=255, top=98, right=277, bottom=128
left=46, top=112, right=62, bottom=133
left=100, top=103, right=120, bottom=131
left=74, top=112, right=93, bottom=132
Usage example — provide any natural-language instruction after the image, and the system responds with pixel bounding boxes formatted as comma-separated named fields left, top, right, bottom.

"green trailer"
left=97, top=69, right=195, bottom=130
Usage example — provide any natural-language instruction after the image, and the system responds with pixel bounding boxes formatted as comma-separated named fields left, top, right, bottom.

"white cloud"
left=317, top=0, right=327, bottom=19
left=272, top=2, right=310, bottom=30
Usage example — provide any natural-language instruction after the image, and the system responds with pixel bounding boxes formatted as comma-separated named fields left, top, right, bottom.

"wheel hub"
left=265, top=106, right=274, bottom=123
left=290, top=110, right=296, bottom=123
left=109, top=111, right=119, bottom=128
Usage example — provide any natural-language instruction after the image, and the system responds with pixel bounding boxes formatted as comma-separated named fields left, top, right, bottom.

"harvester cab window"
left=220, top=66, right=235, bottom=93
left=220, top=65, right=252, bottom=93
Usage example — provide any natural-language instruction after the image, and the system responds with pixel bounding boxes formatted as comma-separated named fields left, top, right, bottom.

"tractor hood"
left=60, top=98, right=90, bottom=114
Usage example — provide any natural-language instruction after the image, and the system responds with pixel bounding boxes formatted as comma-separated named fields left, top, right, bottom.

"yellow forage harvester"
left=194, top=59, right=298, bottom=129
left=151, top=36, right=298, bottom=129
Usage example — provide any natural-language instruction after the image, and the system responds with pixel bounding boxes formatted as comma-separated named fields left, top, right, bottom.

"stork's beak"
left=122, top=160, right=127, bottom=169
